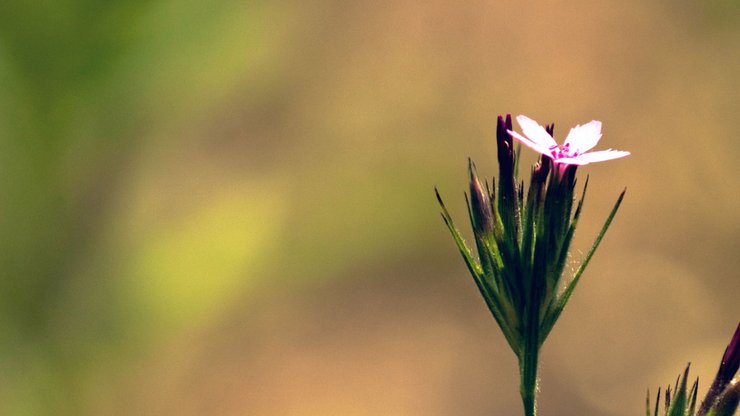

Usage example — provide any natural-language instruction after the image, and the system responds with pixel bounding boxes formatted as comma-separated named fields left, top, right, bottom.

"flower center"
left=550, top=143, right=578, bottom=159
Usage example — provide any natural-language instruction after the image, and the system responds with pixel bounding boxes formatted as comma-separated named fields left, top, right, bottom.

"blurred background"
left=0, top=0, right=738, bottom=414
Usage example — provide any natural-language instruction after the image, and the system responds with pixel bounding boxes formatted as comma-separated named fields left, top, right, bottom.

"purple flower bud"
left=496, top=115, right=516, bottom=197
left=699, top=322, right=740, bottom=416
left=469, top=159, right=493, bottom=235
left=495, top=114, right=519, bottom=237
left=496, top=114, right=514, bottom=175
left=532, top=156, right=550, bottom=187
left=720, top=323, right=740, bottom=384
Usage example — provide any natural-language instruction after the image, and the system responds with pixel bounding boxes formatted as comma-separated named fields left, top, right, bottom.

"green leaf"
left=436, top=188, right=483, bottom=278
left=466, top=192, right=494, bottom=279
left=667, top=365, right=690, bottom=416
left=542, top=177, right=589, bottom=324
left=436, top=188, right=520, bottom=351
left=689, top=377, right=699, bottom=416
left=646, top=389, right=651, bottom=416
left=539, top=188, right=625, bottom=343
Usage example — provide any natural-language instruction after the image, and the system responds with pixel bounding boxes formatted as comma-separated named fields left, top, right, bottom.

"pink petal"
left=563, top=120, right=602, bottom=154
left=508, top=129, right=555, bottom=157
left=557, top=150, right=630, bottom=165
left=516, top=115, right=558, bottom=149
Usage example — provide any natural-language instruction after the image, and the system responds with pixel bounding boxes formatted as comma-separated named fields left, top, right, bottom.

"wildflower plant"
left=435, top=113, right=629, bottom=416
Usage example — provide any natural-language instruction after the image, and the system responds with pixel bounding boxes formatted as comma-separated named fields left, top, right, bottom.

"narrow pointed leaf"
left=689, top=377, right=699, bottom=416
left=667, top=365, right=690, bottom=416
left=436, top=188, right=520, bottom=351
left=541, top=176, right=589, bottom=326
left=647, top=389, right=652, bottom=416
left=539, top=188, right=625, bottom=341
left=466, top=192, right=494, bottom=278
left=436, top=188, right=483, bottom=278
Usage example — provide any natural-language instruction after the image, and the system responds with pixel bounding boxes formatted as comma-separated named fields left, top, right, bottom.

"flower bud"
left=496, top=114, right=516, bottom=199
left=496, top=114, right=519, bottom=239
left=699, top=322, right=740, bottom=416
left=529, top=156, right=550, bottom=204
left=719, top=323, right=740, bottom=386
left=496, top=114, right=514, bottom=178
left=469, top=159, right=493, bottom=236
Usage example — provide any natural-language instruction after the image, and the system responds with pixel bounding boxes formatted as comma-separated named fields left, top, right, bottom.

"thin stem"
left=519, top=335, right=539, bottom=416
left=519, top=298, right=540, bottom=416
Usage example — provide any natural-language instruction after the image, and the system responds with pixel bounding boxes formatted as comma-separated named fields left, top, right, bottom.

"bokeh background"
left=0, top=0, right=738, bottom=415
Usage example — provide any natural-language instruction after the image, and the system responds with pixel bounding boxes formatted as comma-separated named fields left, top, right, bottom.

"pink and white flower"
left=508, top=115, right=630, bottom=166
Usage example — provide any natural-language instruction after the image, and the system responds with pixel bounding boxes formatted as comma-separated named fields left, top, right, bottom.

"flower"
left=437, top=113, right=628, bottom=416
left=508, top=115, right=630, bottom=166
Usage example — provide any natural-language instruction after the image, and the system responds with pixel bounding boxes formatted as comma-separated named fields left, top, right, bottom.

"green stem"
left=519, top=292, right=540, bottom=416
left=519, top=334, right=539, bottom=416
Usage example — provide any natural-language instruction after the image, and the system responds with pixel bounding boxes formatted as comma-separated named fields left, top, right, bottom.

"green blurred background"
left=0, top=0, right=738, bottom=415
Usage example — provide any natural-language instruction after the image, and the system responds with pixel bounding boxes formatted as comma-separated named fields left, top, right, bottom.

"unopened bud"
left=469, top=159, right=493, bottom=235
left=699, top=322, right=740, bottom=416
left=496, top=114, right=515, bottom=187
left=719, top=323, right=740, bottom=386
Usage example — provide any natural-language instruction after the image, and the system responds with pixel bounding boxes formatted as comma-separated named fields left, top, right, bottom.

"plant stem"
left=519, top=297, right=540, bottom=416
left=519, top=335, right=539, bottom=416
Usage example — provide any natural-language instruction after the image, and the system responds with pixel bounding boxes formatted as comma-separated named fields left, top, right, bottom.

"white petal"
left=564, top=120, right=602, bottom=154
left=516, top=115, right=558, bottom=149
left=557, top=150, right=630, bottom=165
left=508, top=129, right=555, bottom=157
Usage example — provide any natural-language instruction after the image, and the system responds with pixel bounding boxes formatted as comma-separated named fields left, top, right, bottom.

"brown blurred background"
left=0, top=0, right=738, bottom=415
